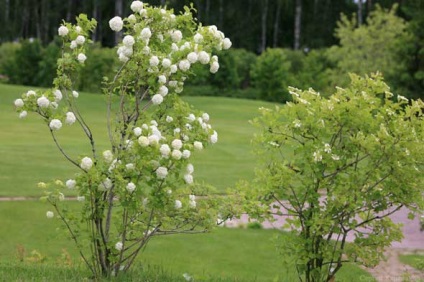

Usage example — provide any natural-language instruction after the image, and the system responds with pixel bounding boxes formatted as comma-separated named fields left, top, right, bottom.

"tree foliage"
left=242, top=74, right=424, bottom=282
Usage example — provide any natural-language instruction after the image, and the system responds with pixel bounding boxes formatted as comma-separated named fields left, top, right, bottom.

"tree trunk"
left=205, top=0, right=210, bottom=23
left=294, top=0, right=302, bottom=50
left=357, top=0, right=363, bottom=26
left=218, top=0, right=223, bottom=29
left=273, top=0, right=282, bottom=47
left=92, top=0, right=99, bottom=42
left=66, top=0, right=73, bottom=21
left=260, top=0, right=269, bottom=53
left=5, top=0, right=10, bottom=23
left=114, top=0, right=123, bottom=45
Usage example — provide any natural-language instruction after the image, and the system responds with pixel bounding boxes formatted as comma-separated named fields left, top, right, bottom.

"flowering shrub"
left=14, top=2, right=232, bottom=278
left=241, top=74, right=424, bottom=281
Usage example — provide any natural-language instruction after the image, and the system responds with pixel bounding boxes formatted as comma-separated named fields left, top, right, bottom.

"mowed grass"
left=0, top=201, right=373, bottom=281
left=0, top=83, right=274, bottom=196
left=399, top=254, right=424, bottom=270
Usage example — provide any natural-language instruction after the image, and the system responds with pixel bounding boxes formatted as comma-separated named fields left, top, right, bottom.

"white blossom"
left=178, top=59, right=191, bottom=72
left=313, top=151, right=322, bottom=163
left=198, top=51, right=210, bottom=64
left=128, top=14, right=137, bottom=24
left=58, top=26, right=69, bottom=36
left=187, top=163, right=194, bottom=174
left=397, top=95, right=408, bottom=103
left=80, top=156, right=93, bottom=170
left=119, top=53, right=129, bottom=62
left=115, top=241, right=123, bottom=251
left=222, top=38, right=232, bottom=49
left=19, top=111, right=27, bottom=119
left=189, top=200, right=196, bottom=208
left=140, top=27, right=152, bottom=41
left=171, top=139, right=183, bottom=150
left=293, top=119, right=302, bottom=128
left=187, top=114, right=196, bottom=122
left=49, top=119, right=62, bottom=131
left=331, top=154, right=340, bottom=161
left=175, top=200, right=182, bottom=209
left=162, top=58, right=171, bottom=68
left=166, top=116, right=173, bottom=123
left=171, top=43, right=179, bottom=52
left=72, top=90, right=79, bottom=98
left=169, top=64, right=177, bottom=74
left=187, top=52, right=198, bottom=64
left=151, top=94, right=163, bottom=105
left=156, top=166, right=168, bottom=179
left=75, top=26, right=82, bottom=33
left=126, top=182, right=136, bottom=193
left=150, top=56, right=159, bottom=67
left=46, top=211, right=54, bottom=219
left=66, top=179, right=76, bottom=189
left=103, top=150, right=114, bottom=163
left=37, top=96, right=50, bottom=108
left=53, top=89, right=62, bottom=102
left=26, top=90, right=36, bottom=97
left=75, top=35, right=85, bottom=45
left=130, top=1, right=144, bottom=12
left=123, top=35, right=135, bottom=47
left=210, top=61, right=219, bottom=73
left=194, top=141, right=203, bottom=150
left=210, top=131, right=218, bottom=144
left=194, top=33, right=203, bottom=43
left=169, top=80, right=178, bottom=87
left=182, top=149, right=191, bottom=159
left=14, top=99, right=24, bottom=108
left=158, top=75, right=167, bottom=84
left=171, top=150, right=182, bottom=160
left=174, top=127, right=181, bottom=134
left=202, top=113, right=210, bottom=122
left=65, top=112, right=76, bottom=125
left=77, top=53, right=87, bottom=63
left=171, top=30, right=183, bottom=42
left=138, top=136, right=150, bottom=147
left=324, top=143, right=332, bottom=154
left=100, top=178, right=113, bottom=190
left=184, top=174, right=193, bottom=184
left=133, top=127, right=142, bottom=137
left=160, top=144, right=171, bottom=157
left=126, top=163, right=135, bottom=170
left=109, top=16, right=124, bottom=32
left=148, top=134, right=159, bottom=145
left=70, top=40, right=77, bottom=49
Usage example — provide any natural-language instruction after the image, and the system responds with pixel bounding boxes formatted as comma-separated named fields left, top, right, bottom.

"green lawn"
left=399, top=254, right=424, bottom=271
left=1, top=83, right=274, bottom=196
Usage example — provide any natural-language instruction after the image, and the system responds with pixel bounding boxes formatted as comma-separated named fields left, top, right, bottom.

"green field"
left=0, top=83, right=374, bottom=281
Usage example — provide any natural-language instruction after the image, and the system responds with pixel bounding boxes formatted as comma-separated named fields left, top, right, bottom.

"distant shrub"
left=251, top=48, right=291, bottom=102
left=0, top=42, right=21, bottom=81
left=37, top=39, right=61, bottom=87
left=247, top=222, right=262, bottom=229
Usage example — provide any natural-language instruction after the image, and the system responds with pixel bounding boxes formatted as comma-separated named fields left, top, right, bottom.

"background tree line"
left=0, top=0, right=423, bottom=100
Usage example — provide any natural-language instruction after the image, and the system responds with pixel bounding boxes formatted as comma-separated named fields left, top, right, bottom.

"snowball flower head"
left=80, top=156, right=93, bottom=170
left=210, top=131, right=218, bottom=144
left=166, top=116, right=173, bottom=123
left=160, top=144, right=171, bottom=157
left=171, top=139, right=183, bottom=150
left=133, top=127, right=142, bottom=136
left=65, top=112, right=76, bottom=125
left=171, top=30, right=183, bottom=42
left=156, top=166, right=168, bottom=179
left=115, top=241, right=123, bottom=251
left=184, top=174, right=193, bottom=184
left=140, top=27, right=152, bottom=41
left=158, top=75, right=167, bottom=84
left=194, top=141, right=203, bottom=150
left=194, top=33, right=203, bottom=43
left=175, top=200, right=182, bottom=209
left=49, top=119, right=62, bottom=131
left=162, top=58, right=171, bottom=68
left=26, top=90, right=36, bottom=97
left=222, top=38, right=232, bottom=49
left=77, top=53, right=87, bottom=63
left=58, top=26, right=69, bottom=36
left=202, top=113, right=210, bottom=122
left=109, top=16, right=123, bottom=32
left=171, top=150, right=182, bottom=160
left=103, top=150, right=114, bottom=163
left=158, top=85, right=168, bottom=96
left=149, top=56, right=159, bottom=67
left=72, top=90, right=79, bottom=98
left=46, top=211, right=54, bottom=219
left=148, top=134, right=159, bottom=145
left=138, top=136, right=150, bottom=147
left=66, top=179, right=76, bottom=189
left=75, top=35, right=85, bottom=45
left=14, top=99, right=24, bottom=108
left=210, top=61, right=219, bottom=73
left=130, top=1, right=144, bottom=12
left=182, top=149, right=191, bottom=159
left=187, top=163, right=194, bottom=174
left=37, top=96, right=50, bottom=108
left=123, top=35, right=135, bottom=47
left=152, top=94, right=163, bottom=105
left=126, top=182, right=136, bottom=193
left=170, top=64, right=178, bottom=73
left=54, top=89, right=62, bottom=102
left=100, top=178, right=112, bottom=190
left=179, top=59, right=191, bottom=72
left=19, top=111, right=27, bottom=119
left=70, top=40, right=77, bottom=49
left=198, top=51, right=210, bottom=64
left=187, top=52, right=198, bottom=64
left=75, top=26, right=82, bottom=33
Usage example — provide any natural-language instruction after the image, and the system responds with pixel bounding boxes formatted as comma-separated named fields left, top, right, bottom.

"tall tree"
left=114, top=0, right=123, bottom=45
left=273, top=0, right=282, bottom=47
left=260, top=0, right=269, bottom=53
left=294, top=0, right=302, bottom=50
left=357, top=0, right=363, bottom=26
